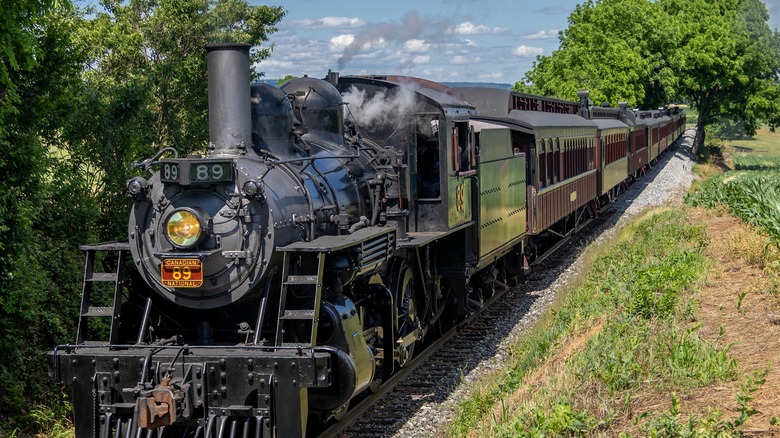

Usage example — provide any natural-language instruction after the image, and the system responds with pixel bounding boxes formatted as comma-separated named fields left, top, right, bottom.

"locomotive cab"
left=336, top=75, right=477, bottom=234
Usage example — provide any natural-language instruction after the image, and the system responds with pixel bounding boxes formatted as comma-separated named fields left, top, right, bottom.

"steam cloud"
left=341, top=85, right=418, bottom=130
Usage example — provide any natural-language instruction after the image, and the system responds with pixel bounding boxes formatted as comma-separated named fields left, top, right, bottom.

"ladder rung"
left=87, top=273, right=119, bottom=282
left=85, top=306, right=113, bottom=317
left=285, top=275, right=318, bottom=285
left=280, top=309, right=315, bottom=320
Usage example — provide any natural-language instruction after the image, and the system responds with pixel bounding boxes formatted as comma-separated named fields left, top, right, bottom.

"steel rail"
left=317, top=285, right=510, bottom=438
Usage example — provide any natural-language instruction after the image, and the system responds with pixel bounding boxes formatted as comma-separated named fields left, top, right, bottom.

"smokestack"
left=577, top=90, right=590, bottom=119
left=207, top=43, right=252, bottom=157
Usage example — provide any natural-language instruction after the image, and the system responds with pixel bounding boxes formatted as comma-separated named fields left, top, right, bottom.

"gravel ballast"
left=390, top=129, right=696, bottom=437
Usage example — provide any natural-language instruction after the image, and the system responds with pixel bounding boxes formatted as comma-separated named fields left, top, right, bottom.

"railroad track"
left=316, top=261, right=569, bottom=437
left=317, top=203, right=634, bottom=437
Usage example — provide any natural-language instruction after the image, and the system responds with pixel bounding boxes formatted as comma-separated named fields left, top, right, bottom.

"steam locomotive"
left=48, top=43, right=685, bottom=437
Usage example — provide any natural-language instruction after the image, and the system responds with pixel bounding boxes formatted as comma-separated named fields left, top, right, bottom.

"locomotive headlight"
left=165, top=208, right=206, bottom=248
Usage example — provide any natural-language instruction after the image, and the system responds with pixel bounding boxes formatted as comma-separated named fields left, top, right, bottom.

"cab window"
left=416, top=115, right=440, bottom=199
left=452, top=121, right=475, bottom=176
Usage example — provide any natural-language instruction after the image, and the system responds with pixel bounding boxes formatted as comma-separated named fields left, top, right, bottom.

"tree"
left=515, top=0, right=780, bottom=152
left=276, top=74, right=298, bottom=87
left=516, top=0, right=673, bottom=108
left=66, top=0, right=286, bottom=239
left=0, top=0, right=286, bottom=432
left=0, top=0, right=98, bottom=431
left=662, top=0, right=780, bottom=151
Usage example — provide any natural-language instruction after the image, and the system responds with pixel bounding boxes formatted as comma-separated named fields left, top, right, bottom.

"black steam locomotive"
left=48, top=43, right=685, bottom=437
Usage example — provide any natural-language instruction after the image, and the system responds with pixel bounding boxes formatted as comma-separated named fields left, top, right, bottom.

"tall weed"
left=686, top=171, right=780, bottom=250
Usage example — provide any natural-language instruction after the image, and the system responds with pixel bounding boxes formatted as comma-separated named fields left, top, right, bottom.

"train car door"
left=447, top=120, right=475, bottom=229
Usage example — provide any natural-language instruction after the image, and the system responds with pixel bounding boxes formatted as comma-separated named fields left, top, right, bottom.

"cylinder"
left=207, top=43, right=252, bottom=156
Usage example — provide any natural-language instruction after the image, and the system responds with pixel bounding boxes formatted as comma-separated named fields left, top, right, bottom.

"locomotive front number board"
left=161, top=258, right=203, bottom=288
left=160, top=160, right=234, bottom=184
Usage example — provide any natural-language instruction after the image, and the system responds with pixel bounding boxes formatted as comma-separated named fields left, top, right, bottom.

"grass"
left=448, top=209, right=739, bottom=436
left=686, top=128, right=780, bottom=256
left=726, top=127, right=780, bottom=156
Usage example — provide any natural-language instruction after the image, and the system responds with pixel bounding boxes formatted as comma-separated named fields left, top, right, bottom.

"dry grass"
left=691, top=208, right=780, bottom=435
left=597, top=208, right=780, bottom=436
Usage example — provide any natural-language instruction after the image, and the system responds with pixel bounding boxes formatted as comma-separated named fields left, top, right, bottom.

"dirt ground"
left=680, top=209, right=780, bottom=435
left=612, top=208, right=780, bottom=436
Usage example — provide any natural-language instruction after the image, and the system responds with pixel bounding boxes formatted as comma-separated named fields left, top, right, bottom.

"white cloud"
left=412, top=55, right=431, bottom=64
left=330, top=34, right=356, bottom=51
left=464, top=39, right=478, bottom=47
left=257, top=60, right=295, bottom=68
left=404, top=39, right=431, bottom=53
left=521, top=29, right=560, bottom=40
left=448, top=21, right=506, bottom=35
left=512, top=45, right=544, bottom=57
left=366, top=37, right=387, bottom=50
left=331, top=35, right=385, bottom=52
left=293, top=17, right=366, bottom=29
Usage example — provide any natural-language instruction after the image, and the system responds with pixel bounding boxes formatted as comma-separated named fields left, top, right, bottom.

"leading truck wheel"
left=388, top=260, right=420, bottom=367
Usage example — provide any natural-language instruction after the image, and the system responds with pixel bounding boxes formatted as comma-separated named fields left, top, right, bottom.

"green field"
left=687, top=128, right=780, bottom=246
left=727, top=128, right=780, bottom=170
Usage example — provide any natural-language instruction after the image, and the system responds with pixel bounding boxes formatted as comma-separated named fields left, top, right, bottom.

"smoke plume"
left=341, top=85, right=418, bottom=131
left=337, top=11, right=430, bottom=70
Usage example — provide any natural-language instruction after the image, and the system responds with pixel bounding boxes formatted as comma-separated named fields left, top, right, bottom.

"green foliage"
left=639, top=394, right=721, bottom=437
left=517, top=0, right=780, bottom=150
left=709, top=118, right=753, bottom=140
left=578, top=316, right=648, bottom=396
left=640, top=368, right=769, bottom=436
left=655, top=325, right=737, bottom=388
left=0, top=0, right=286, bottom=433
left=64, top=0, right=285, bottom=239
left=495, top=397, right=599, bottom=437
left=732, top=154, right=780, bottom=171
left=0, top=0, right=52, bottom=137
left=663, top=0, right=780, bottom=149
left=276, top=74, right=298, bottom=87
left=517, top=0, right=663, bottom=107
left=0, top=0, right=97, bottom=431
left=686, top=171, right=780, bottom=249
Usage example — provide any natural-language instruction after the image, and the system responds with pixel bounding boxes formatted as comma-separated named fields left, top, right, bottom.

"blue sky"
left=252, top=0, right=780, bottom=84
